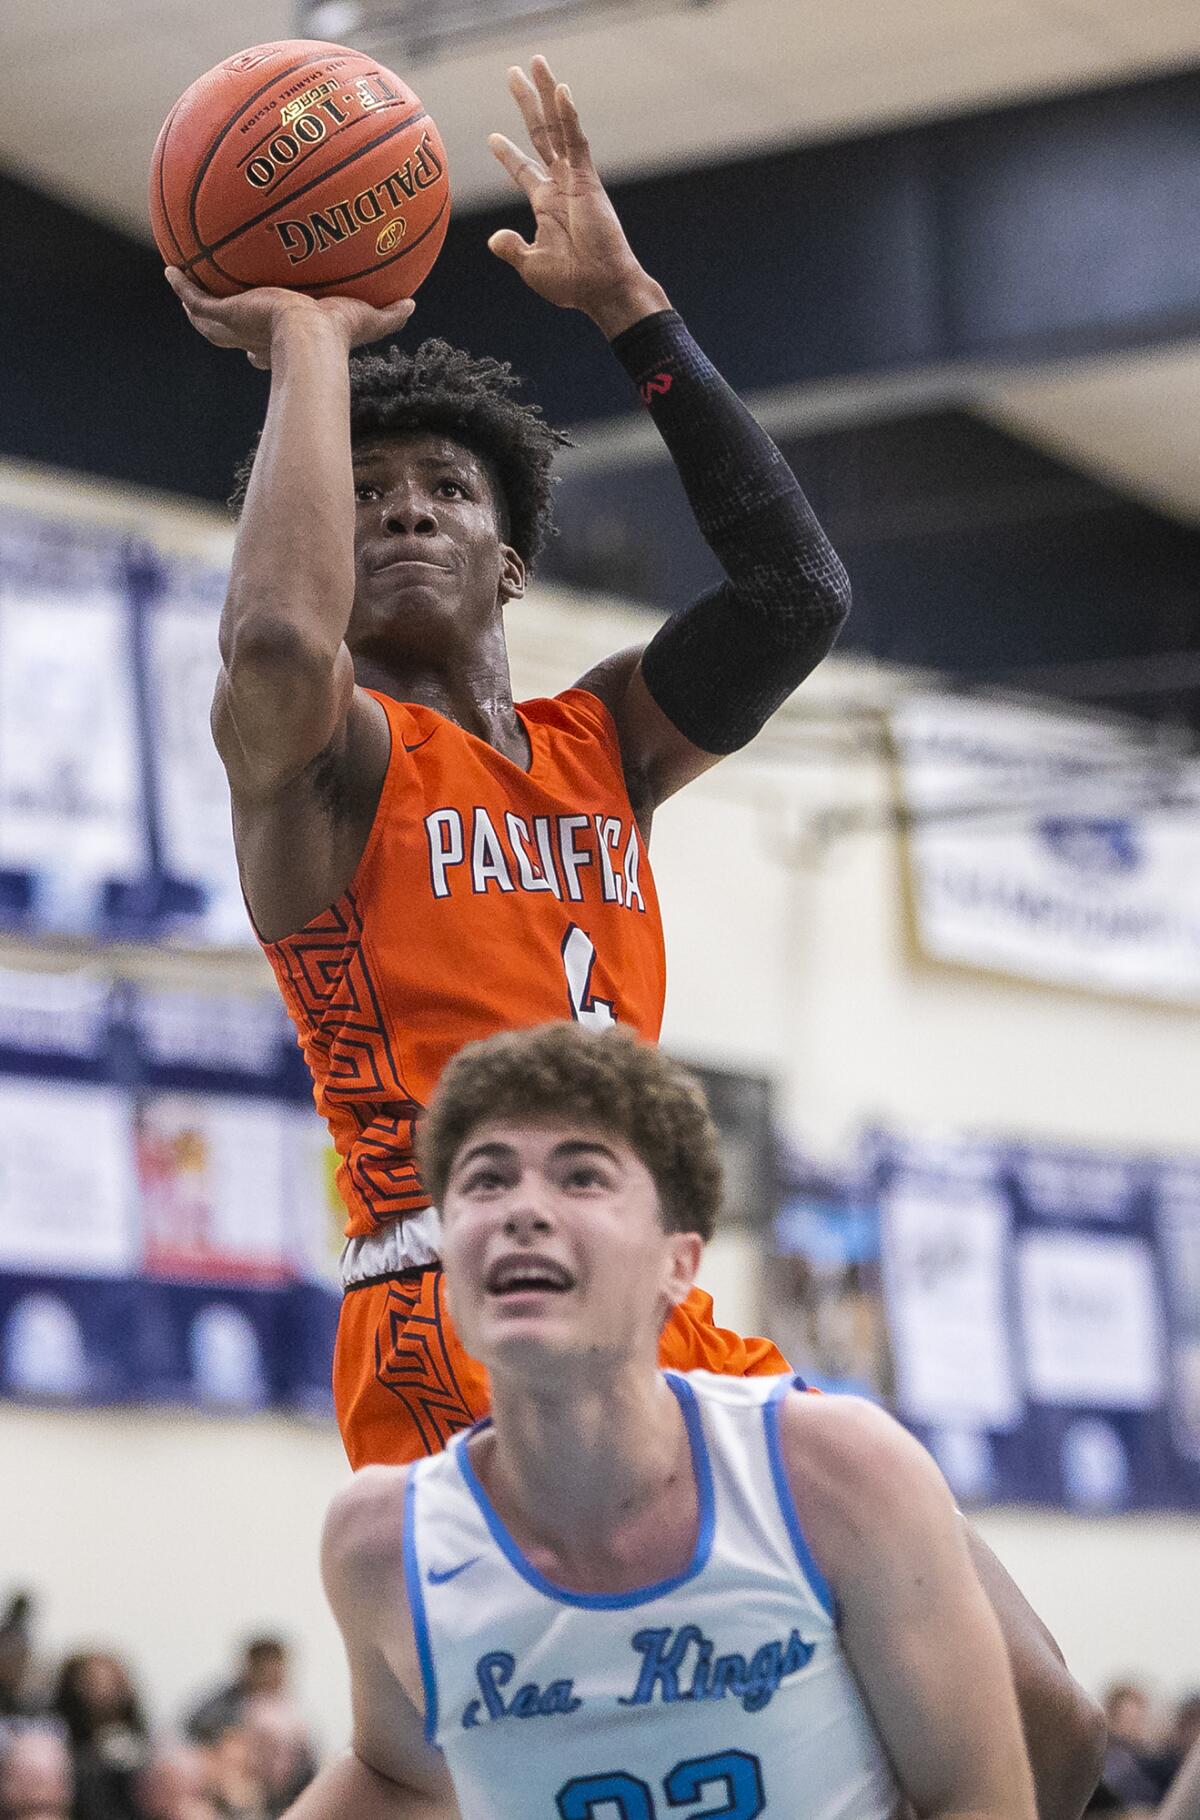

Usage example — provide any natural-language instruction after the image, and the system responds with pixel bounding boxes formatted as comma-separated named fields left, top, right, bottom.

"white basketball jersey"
left=403, top=1370, right=901, bottom=1820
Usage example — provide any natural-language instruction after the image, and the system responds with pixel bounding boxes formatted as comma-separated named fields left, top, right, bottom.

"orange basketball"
left=149, top=40, right=450, bottom=305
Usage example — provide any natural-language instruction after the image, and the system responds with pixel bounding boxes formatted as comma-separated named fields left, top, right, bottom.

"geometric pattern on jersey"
left=331, top=1278, right=791, bottom=1471
left=266, top=891, right=427, bottom=1223
left=274, top=892, right=403, bottom=1100
left=373, top=1272, right=478, bottom=1454
left=405, top=1371, right=900, bottom=1820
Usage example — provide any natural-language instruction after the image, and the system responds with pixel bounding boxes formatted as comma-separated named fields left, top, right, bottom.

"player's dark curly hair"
left=418, top=1022, right=723, bottom=1241
left=230, top=338, right=569, bottom=569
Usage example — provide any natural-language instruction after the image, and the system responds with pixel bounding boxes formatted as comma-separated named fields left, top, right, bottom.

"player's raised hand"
left=164, top=268, right=415, bottom=369
left=487, top=57, right=669, bottom=336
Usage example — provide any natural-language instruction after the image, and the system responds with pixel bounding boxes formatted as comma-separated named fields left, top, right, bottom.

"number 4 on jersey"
left=561, top=924, right=616, bottom=1029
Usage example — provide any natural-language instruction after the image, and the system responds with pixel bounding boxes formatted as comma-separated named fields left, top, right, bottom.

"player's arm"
left=167, top=276, right=411, bottom=934
left=782, top=1392, right=1037, bottom=1820
left=488, top=59, right=850, bottom=811
left=281, top=1468, right=457, bottom=1820
left=1158, top=1735, right=1200, bottom=1820
left=963, top=1525, right=1105, bottom=1820
left=168, top=276, right=411, bottom=797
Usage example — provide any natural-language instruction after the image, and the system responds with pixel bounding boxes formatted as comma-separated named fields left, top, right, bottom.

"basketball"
left=149, top=40, right=450, bottom=306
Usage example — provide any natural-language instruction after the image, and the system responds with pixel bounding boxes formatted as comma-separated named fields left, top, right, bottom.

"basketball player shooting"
left=166, top=54, right=850, bottom=1464
left=167, top=59, right=1101, bottom=1813
left=284, top=1021, right=1041, bottom=1820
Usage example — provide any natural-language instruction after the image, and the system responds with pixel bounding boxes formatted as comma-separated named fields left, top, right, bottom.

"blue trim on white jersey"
left=763, top=1376, right=839, bottom=1622
left=453, top=1370, right=715, bottom=1610
left=402, top=1468, right=440, bottom=1744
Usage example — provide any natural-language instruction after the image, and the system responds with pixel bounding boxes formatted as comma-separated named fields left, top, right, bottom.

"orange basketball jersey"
left=262, top=686, right=667, bottom=1239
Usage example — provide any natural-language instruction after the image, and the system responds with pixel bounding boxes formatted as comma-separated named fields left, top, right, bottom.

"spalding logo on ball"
left=149, top=40, right=451, bottom=305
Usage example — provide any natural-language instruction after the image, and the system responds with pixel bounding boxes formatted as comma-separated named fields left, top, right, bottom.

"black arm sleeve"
left=610, top=310, right=851, bottom=754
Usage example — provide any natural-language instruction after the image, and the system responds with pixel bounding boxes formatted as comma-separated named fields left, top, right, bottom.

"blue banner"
left=0, top=966, right=341, bottom=1417
left=865, top=1129, right=1200, bottom=1510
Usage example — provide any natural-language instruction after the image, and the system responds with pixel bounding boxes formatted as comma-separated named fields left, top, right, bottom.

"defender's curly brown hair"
left=230, top=338, right=568, bottom=569
left=418, top=1023, right=722, bottom=1240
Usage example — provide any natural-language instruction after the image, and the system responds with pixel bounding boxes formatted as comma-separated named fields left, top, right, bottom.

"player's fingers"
left=487, top=228, right=533, bottom=272
left=381, top=297, right=417, bottom=331
left=506, top=65, right=556, bottom=166
left=166, top=268, right=234, bottom=336
left=164, top=266, right=207, bottom=310
left=529, top=56, right=567, bottom=160
left=555, top=81, right=592, bottom=168
left=488, top=132, right=547, bottom=199
left=246, top=351, right=269, bottom=370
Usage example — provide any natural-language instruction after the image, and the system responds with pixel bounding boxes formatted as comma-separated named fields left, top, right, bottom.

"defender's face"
left=346, top=431, right=524, bottom=660
left=440, top=1119, right=701, bottom=1377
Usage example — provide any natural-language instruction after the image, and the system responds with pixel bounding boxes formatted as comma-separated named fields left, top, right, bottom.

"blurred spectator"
left=238, top=1700, right=314, bottom=1818
left=184, top=1643, right=295, bottom=1750
left=1172, top=1697, right=1200, bottom=1768
left=0, top=1597, right=39, bottom=1721
left=51, top=1654, right=149, bottom=1820
left=0, top=1718, right=73, bottom=1820
left=134, top=1743, right=216, bottom=1820
left=1107, top=1683, right=1153, bottom=1753
left=201, top=1721, right=265, bottom=1820
left=1088, top=1680, right=1175, bottom=1813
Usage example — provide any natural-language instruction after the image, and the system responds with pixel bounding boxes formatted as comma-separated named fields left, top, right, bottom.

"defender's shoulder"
left=776, top=1391, right=957, bottom=1567
left=322, top=1463, right=412, bottom=1599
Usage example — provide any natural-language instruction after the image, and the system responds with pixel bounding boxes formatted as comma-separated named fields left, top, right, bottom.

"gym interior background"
left=0, top=0, right=1198, bottom=1803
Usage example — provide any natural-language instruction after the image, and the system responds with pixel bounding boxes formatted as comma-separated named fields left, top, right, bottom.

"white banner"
left=892, top=693, right=1200, bottom=1005
left=0, top=583, right=144, bottom=922
left=135, top=1092, right=294, bottom=1283
left=1017, top=1231, right=1165, bottom=1410
left=0, top=1079, right=138, bottom=1276
left=146, top=576, right=248, bottom=946
left=880, top=1145, right=1021, bottom=1430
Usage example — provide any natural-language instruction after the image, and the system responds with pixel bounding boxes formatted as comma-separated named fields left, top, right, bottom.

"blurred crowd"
left=4, top=1581, right=1200, bottom=1820
left=0, top=1596, right=316, bottom=1820
left=1087, top=1682, right=1200, bottom=1818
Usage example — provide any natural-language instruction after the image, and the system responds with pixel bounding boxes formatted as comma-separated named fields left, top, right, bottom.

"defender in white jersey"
left=288, top=1022, right=1041, bottom=1820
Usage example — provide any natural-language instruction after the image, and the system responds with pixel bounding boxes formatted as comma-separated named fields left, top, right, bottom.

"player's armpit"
left=574, top=643, right=722, bottom=815
left=779, top=1394, right=1038, bottom=1820
left=216, top=677, right=390, bottom=941
left=212, top=621, right=358, bottom=799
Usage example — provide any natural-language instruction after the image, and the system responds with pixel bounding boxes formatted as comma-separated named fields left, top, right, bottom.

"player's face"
left=345, top=432, right=525, bottom=661
left=440, top=1119, right=701, bottom=1378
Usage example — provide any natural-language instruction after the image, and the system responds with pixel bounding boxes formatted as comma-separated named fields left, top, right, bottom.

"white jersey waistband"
left=340, top=1206, right=443, bottom=1288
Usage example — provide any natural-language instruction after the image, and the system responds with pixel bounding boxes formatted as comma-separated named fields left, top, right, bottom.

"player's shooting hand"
left=164, top=268, right=415, bottom=369
left=487, top=57, right=669, bottom=337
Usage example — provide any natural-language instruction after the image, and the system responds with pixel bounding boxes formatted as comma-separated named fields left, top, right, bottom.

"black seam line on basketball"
left=180, top=110, right=430, bottom=274
left=275, top=194, right=449, bottom=293
left=187, top=54, right=330, bottom=250
left=215, top=102, right=424, bottom=242
left=185, top=185, right=442, bottom=293
left=235, top=88, right=417, bottom=169
left=154, top=96, right=188, bottom=265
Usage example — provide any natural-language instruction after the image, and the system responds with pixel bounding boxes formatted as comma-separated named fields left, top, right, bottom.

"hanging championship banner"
left=891, top=692, right=1200, bottom=1006
left=872, top=1133, right=1021, bottom=1432
left=145, top=557, right=249, bottom=946
left=866, top=1128, right=1199, bottom=1512
left=1156, top=1163, right=1200, bottom=1463
left=0, top=515, right=146, bottom=928
left=0, top=965, right=339, bottom=1416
